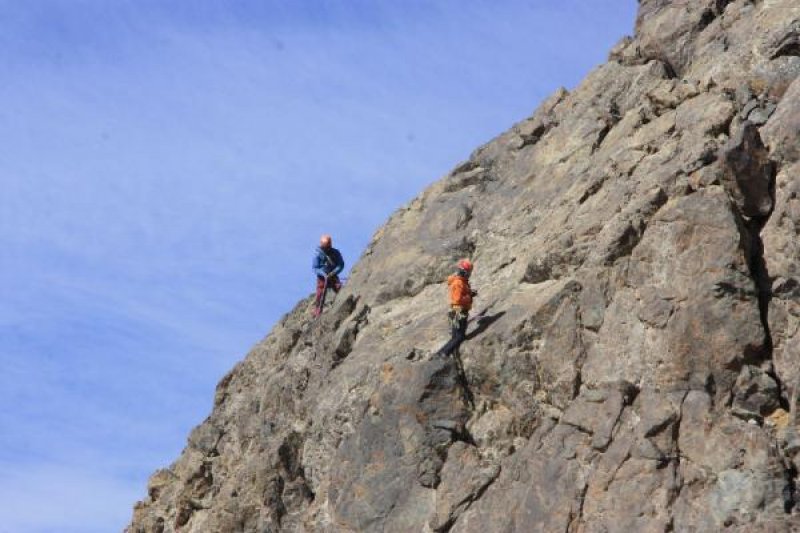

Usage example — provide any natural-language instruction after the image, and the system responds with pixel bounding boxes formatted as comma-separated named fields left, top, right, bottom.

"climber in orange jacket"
left=436, top=259, right=476, bottom=357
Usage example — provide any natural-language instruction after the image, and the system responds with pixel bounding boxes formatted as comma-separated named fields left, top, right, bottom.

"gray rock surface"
left=129, top=2, right=800, bottom=531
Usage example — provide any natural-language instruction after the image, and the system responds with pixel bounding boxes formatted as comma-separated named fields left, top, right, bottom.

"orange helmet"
left=458, top=259, right=473, bottom=272
left=320, top=234, right=332, bottom=248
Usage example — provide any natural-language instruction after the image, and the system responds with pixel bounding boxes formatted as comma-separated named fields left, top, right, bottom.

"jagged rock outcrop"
left=129, top=1, right=800, bottom=531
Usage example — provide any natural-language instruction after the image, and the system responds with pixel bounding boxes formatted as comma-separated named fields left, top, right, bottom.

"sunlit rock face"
left=129, top=2, right=800, bottom=531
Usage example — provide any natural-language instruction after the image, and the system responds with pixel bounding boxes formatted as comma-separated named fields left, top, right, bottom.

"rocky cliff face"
left=129, top=1, right=800, bottom=531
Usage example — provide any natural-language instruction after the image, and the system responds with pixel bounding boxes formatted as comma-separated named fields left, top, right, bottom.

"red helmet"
left=458, top=259, right=473, bottom=272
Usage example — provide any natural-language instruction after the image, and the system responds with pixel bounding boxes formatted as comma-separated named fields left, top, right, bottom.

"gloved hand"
left=327, top=271, right=337, bottom=279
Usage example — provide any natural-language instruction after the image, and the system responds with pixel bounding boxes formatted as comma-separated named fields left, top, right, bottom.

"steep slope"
left=129, top=1, right=800, bottom=531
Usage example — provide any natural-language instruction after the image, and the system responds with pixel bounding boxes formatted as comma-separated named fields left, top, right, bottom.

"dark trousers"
left=438, top=309, right=468, bottom=356
left=315, top=275, right=341, bottom=308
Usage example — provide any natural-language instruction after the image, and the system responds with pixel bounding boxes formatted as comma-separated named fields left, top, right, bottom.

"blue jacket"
left=313, top=247, right=344, bottom=278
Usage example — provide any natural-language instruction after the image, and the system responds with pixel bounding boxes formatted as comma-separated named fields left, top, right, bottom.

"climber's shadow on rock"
left=466, top=311, right=505, bottom=340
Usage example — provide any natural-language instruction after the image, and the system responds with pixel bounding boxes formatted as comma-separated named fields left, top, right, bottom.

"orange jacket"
left=448, top=274, right=473, bottom=311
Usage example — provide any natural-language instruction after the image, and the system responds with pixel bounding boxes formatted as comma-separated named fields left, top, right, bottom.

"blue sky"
left=0, top=1, right=637, bottom=531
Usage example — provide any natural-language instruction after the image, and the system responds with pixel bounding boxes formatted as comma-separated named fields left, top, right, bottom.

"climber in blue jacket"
left=312, top=234, right=345, bottom=316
